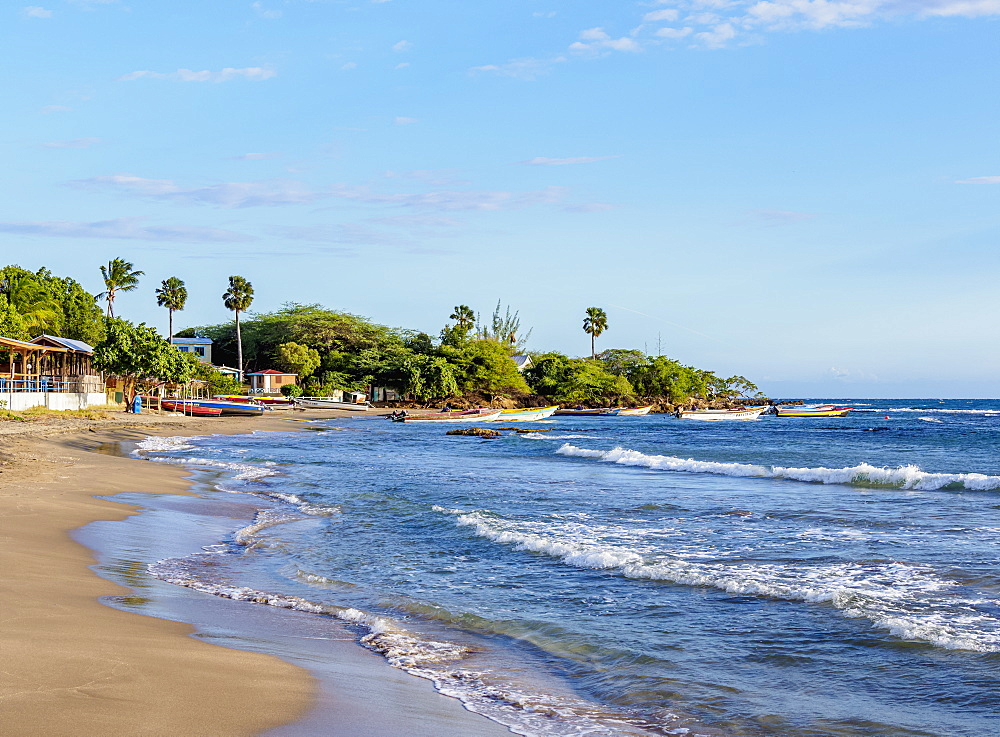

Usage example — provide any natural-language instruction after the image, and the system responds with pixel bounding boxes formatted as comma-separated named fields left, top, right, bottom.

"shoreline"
left=0, top=410, right=511, bottom=736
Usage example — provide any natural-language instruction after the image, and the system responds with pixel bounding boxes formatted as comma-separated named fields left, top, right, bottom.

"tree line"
left=0, top=261, right=761, bottom=408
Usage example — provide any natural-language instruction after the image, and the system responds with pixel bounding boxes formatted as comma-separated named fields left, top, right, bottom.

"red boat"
left=161, top=400, right=224, bottom=416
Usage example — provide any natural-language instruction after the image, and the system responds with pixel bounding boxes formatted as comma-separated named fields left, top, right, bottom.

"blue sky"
left=2, top=0, right=998, bottom=397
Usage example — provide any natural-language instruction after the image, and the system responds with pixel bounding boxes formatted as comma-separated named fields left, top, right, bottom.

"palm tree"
left=583, top=307, right=608, bottom=360
left=223, top=275, right=254, bottom=383
left=155, top=277, right=188, bottom=340
left=99, top=258, right=143, bottom=318
left=450, top=304, right=475, bottom=332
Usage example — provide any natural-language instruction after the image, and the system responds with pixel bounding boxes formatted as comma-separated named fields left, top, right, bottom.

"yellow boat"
left=499, top=405, right=559, bottom=421
left=776, top=404, right=852, bottom=418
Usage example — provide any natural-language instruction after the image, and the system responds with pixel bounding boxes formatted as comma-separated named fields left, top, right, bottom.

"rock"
left=446, top=428, right=502, bottom=438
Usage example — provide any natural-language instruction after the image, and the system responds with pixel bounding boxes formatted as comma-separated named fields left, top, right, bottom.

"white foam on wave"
left=919, top=417, right=944, bottom=423
left=142, top=455, right=279, bottom=482
left=519, top=433, right=601, bottom=440
left=447, top=510, right=1000, bottom=653
left=133, top=435, right=202, bottom=453
left=556, top=444, right=1000, bottom=491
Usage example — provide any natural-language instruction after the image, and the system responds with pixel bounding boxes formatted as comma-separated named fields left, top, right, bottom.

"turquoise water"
left=137, top=400, right=1000, bottom=736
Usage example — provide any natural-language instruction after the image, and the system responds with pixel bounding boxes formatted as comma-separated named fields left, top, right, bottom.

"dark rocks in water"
left=446, top=428, right=502, bottom=438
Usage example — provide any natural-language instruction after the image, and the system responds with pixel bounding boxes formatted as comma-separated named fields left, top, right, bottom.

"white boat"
left=398, top=409, right=503, bottom=423
left=498, top=405, right=559, bottom=422
left=616, top=405, right=653, bottom=416
left=776, top=404, right=852, bottom=418
left=678, top=406, right=766, bottom=421
left=292, top=396, right=374, bottom=411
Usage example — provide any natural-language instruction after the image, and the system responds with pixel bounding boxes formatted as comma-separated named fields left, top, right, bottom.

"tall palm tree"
left=583, top=307, right=608, bottom=360
left=99, top=258, right=143, bottom=318
left=155, top=276, right=188, bottom=340
left=223, top=275, right=254, bottom=383
left=450, top=305, right=475, bottom=332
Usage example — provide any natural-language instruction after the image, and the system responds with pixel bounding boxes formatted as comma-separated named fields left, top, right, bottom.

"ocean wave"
left=860, top=407, right=1000, bottom=415
left=449, top=511, right=1000, bottom=653
left=919, top=417, right=944, bottom=423
left=519, top=433, right=601, bottom=440
left=555, top=444, right=1000, bottom=491
left=133, top=435, right=203, bottom=453
left=140, top=455, right=279, bottom=482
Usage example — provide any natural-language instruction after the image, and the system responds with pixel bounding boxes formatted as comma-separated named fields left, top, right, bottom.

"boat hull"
left=401, top=409, right=503, bottom=423
left=616, top=405, right=653, bottom=416
left=679, top=407, right=766, bottom=421
left=160, top=401, right=223, bottom=416
left=553, top=408, right=620, bottom=416
left=776, top=405, right=852, bottom=417
left=498, top=406, right=559, bottom=421
left=292, top=397, right=373, bottom=411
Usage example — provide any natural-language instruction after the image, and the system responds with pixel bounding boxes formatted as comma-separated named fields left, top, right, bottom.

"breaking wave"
left=445, top=510, right=1000, bottom=653
left=555, top=444, right=1000, bottom=491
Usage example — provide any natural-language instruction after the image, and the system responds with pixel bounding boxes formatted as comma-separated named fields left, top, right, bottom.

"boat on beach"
left=214, top=394, right=293, bottom=408
left=678, top=406, right=767, bottom=421
left=160, top=400, right=224, bottom=416
left=616, top=405, right=654, bottom=416
left=498, top=406, right=559, bottom=422
left=292, top=396, right=374, bottom=411
left=776, top=404, right=853, bottom=418
left=393, top=408, right=504, bottom=423
left=553, top=407, right=621, bottom=416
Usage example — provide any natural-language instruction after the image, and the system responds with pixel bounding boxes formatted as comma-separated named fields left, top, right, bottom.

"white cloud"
left=643, top=9, right=680, bottom=21
left=656, top=26, right=694, bottom=37
left=470, top=56, right=566, bottom=80
left=395, top=62, right=410, bottom=69
left=23, top=6, right=53, bottom=18
left=694, top=22, right=738, bottom=47
left=330, top=185, right=568, bottom=211
left=0, top=217, right=252, bottom=242
left=251, top=1, right=282, bottom=18
left=392, top=40, right=412, bottom=52
left=118, top=67, right=276, bottom=82
left=42, top=137, right=100, bottom=149
left=73, top=174, right=319, bottom=208
left=956, top=176, right=1000, bottom=184
left=519, top=155, right=619, bottom=166
left=394, top=116, right=417, bottom=125
left=341, top=61, right=357, bottom=70
left=570, top=27, right=642, bottom=53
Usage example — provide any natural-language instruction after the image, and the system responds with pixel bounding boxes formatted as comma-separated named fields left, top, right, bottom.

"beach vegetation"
left=276, top=341, right=320, bottom=379
left=222, top=275, right=254, bottom=382
left=155, top=277, right=187, bottom=340
left=99, top=258, right=144, bottom=319
left=280, top=383, right=304, bottom=397
left=93, top=318, right=191, bottom=410
left=524, top=352, right=634, bottom=404
left=582, top=307, right=608, bottom=360
left=474, top=301, right=532, bottom=354
left=0, top=266, right=104, bottom=343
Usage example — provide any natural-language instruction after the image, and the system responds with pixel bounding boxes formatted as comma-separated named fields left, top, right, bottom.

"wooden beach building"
left=0, top=334, right=106, bottom=410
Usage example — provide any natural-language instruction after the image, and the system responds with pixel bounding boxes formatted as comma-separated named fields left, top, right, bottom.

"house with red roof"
left=246, top=369, right=297, bottom=395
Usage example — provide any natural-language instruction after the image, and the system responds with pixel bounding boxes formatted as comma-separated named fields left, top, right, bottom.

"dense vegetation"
left=0, top=262, right=762, bottom=407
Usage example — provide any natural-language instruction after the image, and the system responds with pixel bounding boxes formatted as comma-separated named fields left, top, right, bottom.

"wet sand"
left=0, top=409, right=511, bottom=736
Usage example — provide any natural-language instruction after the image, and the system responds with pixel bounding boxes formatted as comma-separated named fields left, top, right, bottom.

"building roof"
left=512, top=354, right=532, bottom=369
left=247, top=369, right=297, bottom=376
left=32, top=334, right=94, bottom=353
left=169, top=337, right=213, bottom=345
left=0, top=335, right=68, bottom=352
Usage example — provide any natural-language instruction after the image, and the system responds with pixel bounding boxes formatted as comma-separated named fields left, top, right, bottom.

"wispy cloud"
left=232, top=152, right=280, bottom=160
left=73, top=174, right=319, bottom=208
left=41, top=105, right=72, bottom=113
left=118, top=67, right=276, bottom=82
left=392, top=40, right=412, bottom=52
left=394, top=116, right=418, bottom=125
left=251, top=1, right=282, bottom=19
left=564, top=202, right=616, bottom=213
left=956, top=175, right=1000, bottom=184
left=265, top=223, right=411, bottom=246
left=470, top=56, right=566, bottom=81
left=746, top=208, right=818, bottom=225
left=330, top=184, right=568, bottom=211
left=0, top=217, right=253, bottom=242
left=42, top=137, right=100, bottom=149
left=384, top=169, right=471, bottom=186
left=22, top=6, right=53, bottom=18
left=519, top=155, right=619, bottom=166
left=569, top=27, right=642, bottom=53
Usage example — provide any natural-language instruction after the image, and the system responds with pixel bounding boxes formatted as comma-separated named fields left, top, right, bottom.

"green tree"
left=276, top=341, right=320, bottom=378
left=450, top=305, right=475, bottom=331
left=93, top=318, right=191, bottom=410
left=475, top=301, right=532, bottom=353
left=525, top=352, right=633, bottom=404
left=0, top=294, right=29, bottom=340
left=582, top=307, right=608, bottom=360
left=222, top=275, right=254, bottom=382
left=99, top=258, right=143, bottom=318
left=0, top=266, right=61, bottom=336
left=155, top=277, right=188, bottom=340
left=441, top=340, right=531, bottom=397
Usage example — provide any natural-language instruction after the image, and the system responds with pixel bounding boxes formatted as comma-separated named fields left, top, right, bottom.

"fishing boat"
left=214, top=394, right=293, bottom=408
left=616, top=405, right=654, bottom=416
left=553, top=407, right=621, bottom=417
left=160, top=400, right=223, bottom=417
left=292, top=396, right=374, bottom=411
left=678, top=406, right=767, bottom=421
left=776, top=404, right=852, bottom=418
left=394, top=408, right=503, bottom=423
left=498, top=406, right=559, bottom=422
left=187, top=398, right=269, bottom=416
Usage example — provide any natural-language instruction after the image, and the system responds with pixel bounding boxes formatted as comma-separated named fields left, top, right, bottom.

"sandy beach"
left=0, top=409, right=511, bottom=737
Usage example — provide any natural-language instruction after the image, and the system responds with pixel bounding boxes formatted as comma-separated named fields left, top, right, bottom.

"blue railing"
left=0, top=378, right=100, bottom=393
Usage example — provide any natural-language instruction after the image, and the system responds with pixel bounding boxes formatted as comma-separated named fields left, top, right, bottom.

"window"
left=194, top=347, right=206, bottom=357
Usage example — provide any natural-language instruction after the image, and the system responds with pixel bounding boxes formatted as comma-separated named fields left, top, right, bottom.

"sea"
left=109, top=399, right=1000, bottom=736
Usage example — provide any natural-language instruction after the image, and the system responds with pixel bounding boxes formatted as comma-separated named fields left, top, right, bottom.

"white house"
left=170, top=337, right=213, bottom=363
